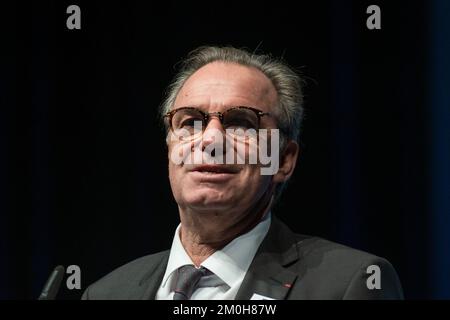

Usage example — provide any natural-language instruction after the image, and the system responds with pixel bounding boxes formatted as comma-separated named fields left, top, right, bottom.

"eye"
left=224, top=113, right=258, bottom=130
left=180, top=117, right=203, bottom=128
left=171, top=108, right=205, bottom=131
left=225, top=119, right=256, bottom=130
left=223, top=108, right=259, bottom=130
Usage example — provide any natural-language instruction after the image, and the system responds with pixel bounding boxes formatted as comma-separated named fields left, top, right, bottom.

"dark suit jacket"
left=82, top=217, right=404, bottom=300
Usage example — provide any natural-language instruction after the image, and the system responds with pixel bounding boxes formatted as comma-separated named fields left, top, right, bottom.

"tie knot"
left=173, top=265, right=206, bottom=300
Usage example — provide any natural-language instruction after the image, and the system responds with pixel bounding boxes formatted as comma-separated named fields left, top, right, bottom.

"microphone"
left=38, top=265, right=65, bottom=300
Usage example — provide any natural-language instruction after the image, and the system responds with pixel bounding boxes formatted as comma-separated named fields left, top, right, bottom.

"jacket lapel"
left=235, top=217, right=303, bottom=300
left=139, top=251, right=170, bottom=300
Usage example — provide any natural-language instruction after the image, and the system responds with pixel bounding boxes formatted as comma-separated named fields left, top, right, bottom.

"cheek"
left=238, top=167, right=272, bottom=192
left=168, top=161, right=183, bottom=195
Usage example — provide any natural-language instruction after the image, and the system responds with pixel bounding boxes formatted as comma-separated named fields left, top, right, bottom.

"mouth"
left=188, top=165, right=240, bottom=182
left=190, top=165, right=240, bottom=174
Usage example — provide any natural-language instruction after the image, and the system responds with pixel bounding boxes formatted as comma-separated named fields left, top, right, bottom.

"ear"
left=272, top=140, right=300, bottom=184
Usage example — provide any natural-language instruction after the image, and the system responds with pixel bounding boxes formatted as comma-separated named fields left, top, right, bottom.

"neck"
left=178, top=190, right=273, bottom=267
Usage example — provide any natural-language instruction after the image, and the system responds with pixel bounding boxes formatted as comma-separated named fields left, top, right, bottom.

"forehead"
left=173, top=62, right=278, bottom=112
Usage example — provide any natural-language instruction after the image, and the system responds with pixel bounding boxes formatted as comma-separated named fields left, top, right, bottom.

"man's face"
left=167, top=62, right=280, bottom=214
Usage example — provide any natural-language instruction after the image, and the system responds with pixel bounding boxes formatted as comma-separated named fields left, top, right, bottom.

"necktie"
left=173, top=265, right=206, bottom=300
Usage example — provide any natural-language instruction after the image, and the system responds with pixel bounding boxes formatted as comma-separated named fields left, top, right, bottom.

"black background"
left=1, top=0, right=448, bottom=299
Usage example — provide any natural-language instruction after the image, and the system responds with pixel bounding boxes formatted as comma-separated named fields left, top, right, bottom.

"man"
left=82, top=46, right=404, bottom=300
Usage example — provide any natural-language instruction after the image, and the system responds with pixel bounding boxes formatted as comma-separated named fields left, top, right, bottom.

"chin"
left=183, top=190, right=235, bottom=209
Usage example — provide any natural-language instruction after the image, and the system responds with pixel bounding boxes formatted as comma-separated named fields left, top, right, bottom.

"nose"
left=200, top=117, right=226, bottom=154
left=205, top=116, right=224, bottom=131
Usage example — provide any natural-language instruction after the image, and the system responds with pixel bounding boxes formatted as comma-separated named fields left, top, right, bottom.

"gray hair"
left=160, top=45, right=305, bottom=200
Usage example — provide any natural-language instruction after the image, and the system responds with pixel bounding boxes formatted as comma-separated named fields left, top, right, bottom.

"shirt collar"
left=160, top=212, right=271, bottom=288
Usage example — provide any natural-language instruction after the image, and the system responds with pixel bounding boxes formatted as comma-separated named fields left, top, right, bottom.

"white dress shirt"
left=155, top=213, right=271, bottom=300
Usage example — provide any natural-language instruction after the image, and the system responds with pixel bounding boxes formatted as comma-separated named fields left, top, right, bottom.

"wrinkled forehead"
left=173, top=62, right=278, bottom=113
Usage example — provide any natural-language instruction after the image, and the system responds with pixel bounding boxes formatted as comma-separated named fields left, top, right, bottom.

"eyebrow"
left=173, top=105, right=259, bottom=112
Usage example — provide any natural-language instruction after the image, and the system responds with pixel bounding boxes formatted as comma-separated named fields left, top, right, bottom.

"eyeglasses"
left=164, top=106, right=271, bottom=137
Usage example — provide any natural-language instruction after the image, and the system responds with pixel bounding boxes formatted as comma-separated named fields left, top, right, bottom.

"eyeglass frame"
left=163, top=106, right=272, bottom=132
